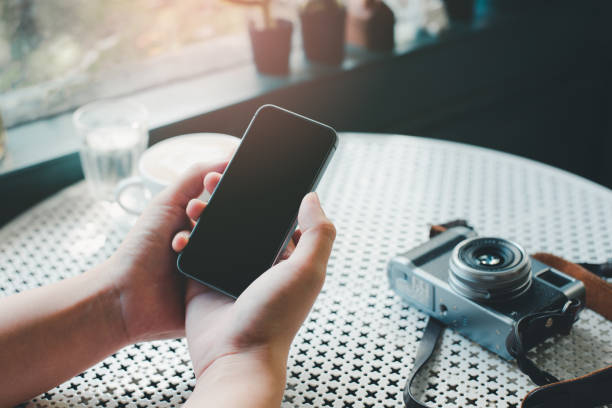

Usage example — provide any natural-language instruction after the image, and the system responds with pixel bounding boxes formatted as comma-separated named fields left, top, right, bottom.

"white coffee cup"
left=115, top=133, right=240, bottom=214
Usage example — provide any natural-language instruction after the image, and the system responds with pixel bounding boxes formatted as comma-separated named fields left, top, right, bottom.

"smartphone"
left=176, top=105, right=338, bottom=298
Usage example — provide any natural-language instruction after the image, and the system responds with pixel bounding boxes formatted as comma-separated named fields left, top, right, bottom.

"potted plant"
left=226, top=0, right=293, bottom=75
left=299, top=0, right=347, bottom=65
left=346, top=0, right=395, bottom=52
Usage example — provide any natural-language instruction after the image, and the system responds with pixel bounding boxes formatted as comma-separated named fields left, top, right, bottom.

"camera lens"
left=448, top=237, right=532, bottom=302
left=477, top=253, right=502, bottom=266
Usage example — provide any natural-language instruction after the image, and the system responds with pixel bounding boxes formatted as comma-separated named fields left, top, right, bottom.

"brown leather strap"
left=425, top=221, right=612, bottom=407
left=429, top=220, right=473, bottom=238
left=532, top=253, right=612, bottom=321
left=523, top=254, right=612, bottom=407
left=521, top=364, right=612, bottom=408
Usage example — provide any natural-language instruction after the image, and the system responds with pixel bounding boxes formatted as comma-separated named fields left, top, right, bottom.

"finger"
left=204, top=172, right=223, bottom=195
left=186, top=199, right=206, bottom=222
left=289, top=193, right=336, bottom=274
left=285, top=239, right=296, bottom=256
left=277, top=239, right=296, bottom=262
left=161, top=161, right=229, bottom=207
left=172, top=230, right=191, bottom=252
left=291, top=229, right=302, bottom=246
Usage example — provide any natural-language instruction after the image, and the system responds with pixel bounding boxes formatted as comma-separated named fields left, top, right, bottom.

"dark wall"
left=413, top=75, right=609, bottom=187
left=383, top=1, right=612, bottom=188
left=384, top=8, right=611, bottom=187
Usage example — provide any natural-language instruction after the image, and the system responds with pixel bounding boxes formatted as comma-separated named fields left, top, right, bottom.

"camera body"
left=388, top=227, right=585, bottom=360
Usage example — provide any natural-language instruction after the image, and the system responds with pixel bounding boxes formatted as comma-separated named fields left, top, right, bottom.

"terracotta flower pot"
left=248, top=19, right=293, bottom=75
left=346, top=0, right=394, bottom=52
left=300, top=7, right=347, bottom=65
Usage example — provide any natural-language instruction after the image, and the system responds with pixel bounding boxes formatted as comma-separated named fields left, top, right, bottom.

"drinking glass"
left=73, top=100, right=148, bottom=201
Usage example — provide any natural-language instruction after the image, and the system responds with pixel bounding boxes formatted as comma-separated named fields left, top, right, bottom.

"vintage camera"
left=388, top=227, right=585, bottom=360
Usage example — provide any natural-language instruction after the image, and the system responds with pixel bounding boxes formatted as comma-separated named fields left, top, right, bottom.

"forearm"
left=185, top=348, right=287, bottom=408
left=0, top=261, right=128, bottom=406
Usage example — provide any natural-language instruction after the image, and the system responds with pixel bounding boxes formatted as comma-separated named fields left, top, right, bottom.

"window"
left=0, top=0, right=440, bottom=130
left=0, top=0, right=252, bottom=128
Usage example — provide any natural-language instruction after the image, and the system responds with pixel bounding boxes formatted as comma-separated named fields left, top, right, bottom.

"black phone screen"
left=177, top=105, right=337, bottom=298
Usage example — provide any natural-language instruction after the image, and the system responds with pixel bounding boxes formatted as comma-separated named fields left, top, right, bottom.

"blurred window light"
left=0, top=0, right=429, bottom=129
left=0, top=0, right=249, bottom=128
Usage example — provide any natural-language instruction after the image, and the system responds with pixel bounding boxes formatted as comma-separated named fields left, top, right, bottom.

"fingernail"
left=312, top=192, right=320, bottom=204
left=312, top=193, right=327, bottom=217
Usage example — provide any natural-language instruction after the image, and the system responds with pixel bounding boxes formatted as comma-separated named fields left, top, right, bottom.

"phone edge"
left=176, top=267, right=239, bottom=299
left=271, top=134, right=338, bottom=266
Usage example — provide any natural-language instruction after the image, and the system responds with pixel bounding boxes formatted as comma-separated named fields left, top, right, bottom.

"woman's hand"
left=172, top=174, right=336, bottom=407
left=0, top=160, right=334, bottom=407
left=107, top=161, right=229, bottom=343
left=0, top=162, right=234, bottom=406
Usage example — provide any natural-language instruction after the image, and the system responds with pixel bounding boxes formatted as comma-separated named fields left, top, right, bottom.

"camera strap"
left=531, top=252, right=612, bottom=321
left=403, top=315, right=612, bottom=408
left=402, top=317, right=444, bottom=408
left=401, top=220, right=612, bottom=408
left=505, top=298, right=583, bottom=386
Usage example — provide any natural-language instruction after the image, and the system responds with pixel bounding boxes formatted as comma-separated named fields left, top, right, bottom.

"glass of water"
left=73, top=99, right=148, bottom=201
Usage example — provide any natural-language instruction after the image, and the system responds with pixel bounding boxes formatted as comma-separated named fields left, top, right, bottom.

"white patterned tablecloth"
left=1, top=133, right=611, bottom=408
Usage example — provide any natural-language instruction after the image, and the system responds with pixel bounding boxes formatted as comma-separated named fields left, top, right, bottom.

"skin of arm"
left=185, top=348, right=287, bottom=407
left=0, top=162, right=227, bottom=405
left=0, top=261, right=127, bottom=406
left=0, top=161, right=336, bottom=408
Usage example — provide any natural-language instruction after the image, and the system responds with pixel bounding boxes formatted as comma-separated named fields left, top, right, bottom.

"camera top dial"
left=448, top=237, right=532, bottom=303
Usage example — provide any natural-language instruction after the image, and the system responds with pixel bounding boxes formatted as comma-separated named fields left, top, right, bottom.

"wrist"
left=103, top=250, right=187, bottom=344
left=187, top=346, right=287, bottom=408
left=86, top=259, right=131, bottom=349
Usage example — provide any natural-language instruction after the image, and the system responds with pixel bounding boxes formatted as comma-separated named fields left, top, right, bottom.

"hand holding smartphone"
left=177, top=105, right=338, bottom=298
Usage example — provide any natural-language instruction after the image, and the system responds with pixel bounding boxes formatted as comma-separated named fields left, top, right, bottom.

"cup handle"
left=115, top=177, right=151, bottom=215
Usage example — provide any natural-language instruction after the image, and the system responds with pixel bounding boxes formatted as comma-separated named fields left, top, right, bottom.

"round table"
left=1, top=133, right=611, bottom=408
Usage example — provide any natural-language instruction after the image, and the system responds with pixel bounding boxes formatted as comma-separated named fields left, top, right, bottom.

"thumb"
left=289, top=193, right=336, bottom=276
left=228, top=192, right=335, bottom=349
